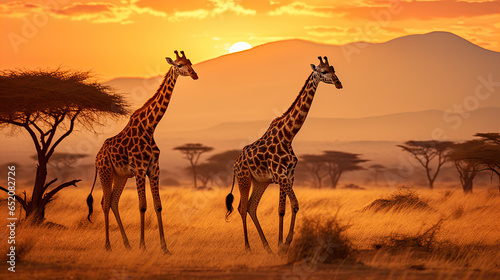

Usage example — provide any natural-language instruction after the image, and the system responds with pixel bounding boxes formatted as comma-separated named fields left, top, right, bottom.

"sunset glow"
left=1, top=1, right=500, bottom=279
left=1, top=0, right=499, bottom=79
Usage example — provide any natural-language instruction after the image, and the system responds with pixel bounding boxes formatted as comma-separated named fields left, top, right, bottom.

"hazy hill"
left=177, top=107, right=500, bottom=143
left=106, top=31, right=500, bottom=133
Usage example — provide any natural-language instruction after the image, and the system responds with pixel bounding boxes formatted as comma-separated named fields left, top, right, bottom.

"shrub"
left=373, top=219, right=443, bottom=251
left=287, top=216, right=352, bottom=264
left=343, top=183, right=365, bottom=190
left=363, top=187, right=431, bottom=212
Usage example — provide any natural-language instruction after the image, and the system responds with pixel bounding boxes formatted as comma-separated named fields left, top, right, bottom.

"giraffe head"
left=166, top=50, right=198, bottom=80
left=310, top=56, right=342, bottom=89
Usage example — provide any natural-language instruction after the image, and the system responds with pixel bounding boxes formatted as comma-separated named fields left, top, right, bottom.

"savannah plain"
left=1, top=184, right=500, bottom=279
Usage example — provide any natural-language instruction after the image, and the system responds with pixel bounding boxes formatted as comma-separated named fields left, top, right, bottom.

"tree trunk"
left=32, top=157, right=48, bottom=207
left=313, top=172, right=323, bottom=188
left=29, top=157, right=49, bottom=224
left=426, top=168, right=434, bottom=189
left=462, top=178, right=474, bottom=193
left=460, top=171, right=476, bottom=194
left=190, top=163, right=198, bottom=189
left=330, top=173, right=341, bottom=189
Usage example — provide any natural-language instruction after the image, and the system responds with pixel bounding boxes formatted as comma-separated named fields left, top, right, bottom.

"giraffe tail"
left=86, top=168, right=97, bottom=223
left=225, top=174, right=235, bottom=222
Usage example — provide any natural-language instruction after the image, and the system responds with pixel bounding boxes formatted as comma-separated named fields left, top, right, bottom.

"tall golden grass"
left=1, top=184, right=500, bottom=278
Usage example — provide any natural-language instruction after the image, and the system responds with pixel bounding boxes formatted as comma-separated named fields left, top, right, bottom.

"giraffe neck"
left=279, top=71, right=320, bottom=142
left=131, top=67, right=179, bottom=132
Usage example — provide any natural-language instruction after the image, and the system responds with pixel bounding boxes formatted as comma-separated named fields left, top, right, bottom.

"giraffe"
left=225, top=56, right=342, bottom=254
left=86, top=50, right=198, bottom=254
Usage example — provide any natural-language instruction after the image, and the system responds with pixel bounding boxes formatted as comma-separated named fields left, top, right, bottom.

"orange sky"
left=1, top=0, right=499, bottom=80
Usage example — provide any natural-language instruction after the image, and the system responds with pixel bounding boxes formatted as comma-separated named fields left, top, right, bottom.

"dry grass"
left=1, top=184, right=500, bottom=278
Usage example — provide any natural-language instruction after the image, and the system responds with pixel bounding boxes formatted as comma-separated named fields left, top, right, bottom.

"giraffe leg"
left=237, top=175, right=251, bottom=251
left=278, top=188, right=286, bottom=251
left=248, top=179, right=273, bottom=255
left=148, top=158, right=170, bottom=255
left=136, top=171, right=147, bottom=250
left=99, top=167, right=113, bottom=251
left=110, top=175, right=131, bottom=250
left=282, top=183, right=299, bottom=253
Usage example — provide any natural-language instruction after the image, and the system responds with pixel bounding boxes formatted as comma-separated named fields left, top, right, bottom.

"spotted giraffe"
left=87, top=51, right=198, bottom=254
left=225, top=56, right=343, bottom=254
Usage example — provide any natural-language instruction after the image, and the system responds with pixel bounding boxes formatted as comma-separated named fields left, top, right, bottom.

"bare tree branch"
left=0, top=186, right=28, bottom=210
left=41, top=179, right=81, bottom=206
left=47, top=111, right=80, bottom=159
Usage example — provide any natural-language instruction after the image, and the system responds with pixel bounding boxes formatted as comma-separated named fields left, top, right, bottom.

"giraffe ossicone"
left=225, top=55, right=342, bottom=254
left=87, top=50, right=198, bottom=254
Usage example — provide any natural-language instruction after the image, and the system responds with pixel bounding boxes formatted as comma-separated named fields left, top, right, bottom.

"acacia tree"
left=450, top=136, right=500, bottom=193
left=323, top=151, right=368, bottom=189
left=301, top=154, right=329, bottom=188
left=174, top=143, right=214, bottom=189
left=203, top=149, right=240, bottom=187
left=398, top=140, right=454, bottom=189
left=450, top=140, right=485, bottom=193
left=475, top=133, right=500, bottom=185
left=303, top=151, right=368, bottom=189
left=0, top=69, right=128, bottom=224
left=475, top=133, right=500, bottom=145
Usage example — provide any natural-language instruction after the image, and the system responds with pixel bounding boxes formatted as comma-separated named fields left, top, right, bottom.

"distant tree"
left=189, top=163, right=214, bottom=189
left=475, top=132, right=500, bottom=145
left=449, top=141, right=483, bottom=193
left=174, top=143, right=214, bottom=189
left=322, top=151, right=368, bottom=189
left=206, top=150, right=240, bottom=186
left=0, top=68, right=128, bottom=224
left=450, top=134, right=500, bottom=193
left=191, top=150, right=240, bottom=189
left=397, top=140, right=454, bottom=189
left=370, top=164, right=386, bottom=186
left=301, top=154, right=328, bottom=188
left=30, top=152, right=89, bottom=180
left=475, top=133, right=500, bottom=187
left=450, top=139, right=500, bottom=193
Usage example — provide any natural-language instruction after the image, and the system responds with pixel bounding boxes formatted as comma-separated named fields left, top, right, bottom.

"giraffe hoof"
left=105, top=244, right=112, bottom=252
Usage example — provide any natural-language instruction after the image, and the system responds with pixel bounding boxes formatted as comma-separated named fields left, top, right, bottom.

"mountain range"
left=106, top=31, right=500, bottom=134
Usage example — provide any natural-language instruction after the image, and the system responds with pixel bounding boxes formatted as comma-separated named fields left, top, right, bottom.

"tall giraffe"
left=225, top=56, right=342, bottom=254
left=87, top=51, right=198, bottom=254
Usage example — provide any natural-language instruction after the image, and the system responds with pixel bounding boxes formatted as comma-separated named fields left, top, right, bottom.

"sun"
left=229, top=42, right=252, bottom=53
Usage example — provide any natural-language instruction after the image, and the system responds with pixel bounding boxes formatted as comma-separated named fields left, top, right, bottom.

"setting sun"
left=229, top=42, right=252, bottom=53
